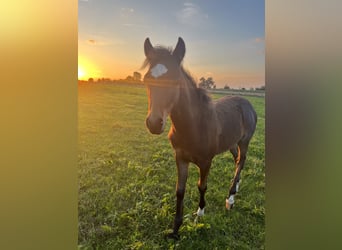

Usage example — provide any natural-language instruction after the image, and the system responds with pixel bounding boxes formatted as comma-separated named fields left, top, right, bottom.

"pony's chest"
left=168, top=129, right=214, bottom=162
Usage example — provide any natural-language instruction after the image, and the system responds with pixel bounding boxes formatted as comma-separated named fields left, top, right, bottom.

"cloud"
left=254, top=37, right=265, bottom=43
left=87, top=39, right=96, bottom=45
left=86, top=39, right=109, bottom=46
left=205, top=71, right=213, bottom=77
left=177, top=2, right=208, bottom=26
left=122, top=23, right=150, bottom=29
left=120, top=7, right=134, bottom=17
left=252, top=37, right=265, bottom=55
left=84, top=36, right=123, bottom=46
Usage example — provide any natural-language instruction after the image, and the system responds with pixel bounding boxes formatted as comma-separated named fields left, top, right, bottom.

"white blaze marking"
left=150, top=64, right=168, bottom=78
left=197, top=207, right=205, bottom=216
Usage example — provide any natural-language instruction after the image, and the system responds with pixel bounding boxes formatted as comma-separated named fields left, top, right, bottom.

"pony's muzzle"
left=146, top=116, right=164, bottom=134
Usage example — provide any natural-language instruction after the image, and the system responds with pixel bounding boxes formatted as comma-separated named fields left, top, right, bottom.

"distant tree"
left=241, top=87, right=246, bottom=91
left=98, top=78, right=111, bottom=83
left=249, top=87, right=255, bottom=91
left=88, top=78, right=94, bottom=83
left=199, top=77, right=206, bottom=88
left=133, top=72, right=142, bottom=81
left=224, top=84, right=230, bottom=90
left=198, top=77, right=216, bottom=89
left=207, top=77, right=215, bottom=89
left=126, top=75, right=134, bottom=81
left=97, top=77, right=106, bottom=83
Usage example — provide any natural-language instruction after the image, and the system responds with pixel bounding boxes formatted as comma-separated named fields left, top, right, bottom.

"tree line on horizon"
left=79, top=71, right=143, bottom=84
left=79, top=73, right=265, bottom=91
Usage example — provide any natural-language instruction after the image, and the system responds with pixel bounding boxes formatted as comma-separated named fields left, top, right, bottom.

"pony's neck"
left=170, top=71, right=213, bottom=135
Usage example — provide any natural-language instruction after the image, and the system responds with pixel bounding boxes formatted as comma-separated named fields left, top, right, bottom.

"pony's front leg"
left=168, top=154, right=189, bottom=240
left=196, top=162, right=211, bottom=216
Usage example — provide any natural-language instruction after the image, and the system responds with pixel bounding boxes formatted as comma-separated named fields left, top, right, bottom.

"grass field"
left=78, top=83, right=265, bottom=249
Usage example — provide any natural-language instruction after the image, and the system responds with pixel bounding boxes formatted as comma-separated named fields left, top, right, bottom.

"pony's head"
left=143, top=37, right=186, bottom=134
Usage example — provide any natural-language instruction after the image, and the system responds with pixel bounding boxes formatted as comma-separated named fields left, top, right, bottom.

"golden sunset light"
left=78, top=56, right=102, bottom=80
left=78, top=1, right=265, bottom=87
left=78, top=66, right=85, bottom=79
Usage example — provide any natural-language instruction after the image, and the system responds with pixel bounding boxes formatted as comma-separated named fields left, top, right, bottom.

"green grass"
left=78, top=83, right=265, bottom=249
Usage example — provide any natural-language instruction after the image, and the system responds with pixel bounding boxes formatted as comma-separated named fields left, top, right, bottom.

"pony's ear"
left=144, top=38, right=154, bottom=59
left=172, top=37, right=186, bottom=63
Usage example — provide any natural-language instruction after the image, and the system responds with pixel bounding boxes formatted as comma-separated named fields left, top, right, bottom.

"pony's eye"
left=150, top=64, right=168, bottom=78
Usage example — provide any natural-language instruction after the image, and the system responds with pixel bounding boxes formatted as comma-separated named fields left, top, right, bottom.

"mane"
left=181, top=67, right=212, bottom=104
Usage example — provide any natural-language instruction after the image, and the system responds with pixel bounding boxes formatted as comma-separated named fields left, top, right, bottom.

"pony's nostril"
left=159, top=118, right=164, bottom=125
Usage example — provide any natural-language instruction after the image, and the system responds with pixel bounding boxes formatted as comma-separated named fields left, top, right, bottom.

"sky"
left=78, top=0, right=264, bottom=88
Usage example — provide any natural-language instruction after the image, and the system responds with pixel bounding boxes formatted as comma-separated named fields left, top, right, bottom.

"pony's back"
left=215, top=96, right=257, bottom=151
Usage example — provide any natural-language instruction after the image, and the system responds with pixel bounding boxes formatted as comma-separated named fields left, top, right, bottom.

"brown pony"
left=143, top=37, right=257, bottom=239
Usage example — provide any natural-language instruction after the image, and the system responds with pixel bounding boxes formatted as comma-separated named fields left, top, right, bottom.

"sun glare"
left=78, top=56, right=101, bottom=80
left=78, top=66, right=85, bottom=79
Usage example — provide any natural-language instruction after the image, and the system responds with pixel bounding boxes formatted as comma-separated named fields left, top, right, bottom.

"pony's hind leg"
left=226, top=142, right=248, bottom=210
left=229, top=146, right=242, bottom=192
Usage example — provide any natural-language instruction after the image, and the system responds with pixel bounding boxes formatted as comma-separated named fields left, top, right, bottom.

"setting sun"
left=78, top=66, right=85, bottom=79
left=78, top=56, right=102, bottom=80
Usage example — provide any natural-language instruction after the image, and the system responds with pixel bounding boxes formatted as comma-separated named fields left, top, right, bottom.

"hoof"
left=196, top=207, right=205, bottom=216
left=226, top=195, right=235, bottom=210
left=226, top=202, right=234, bottom=210
left=166, top=232, right=180, bottom=240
